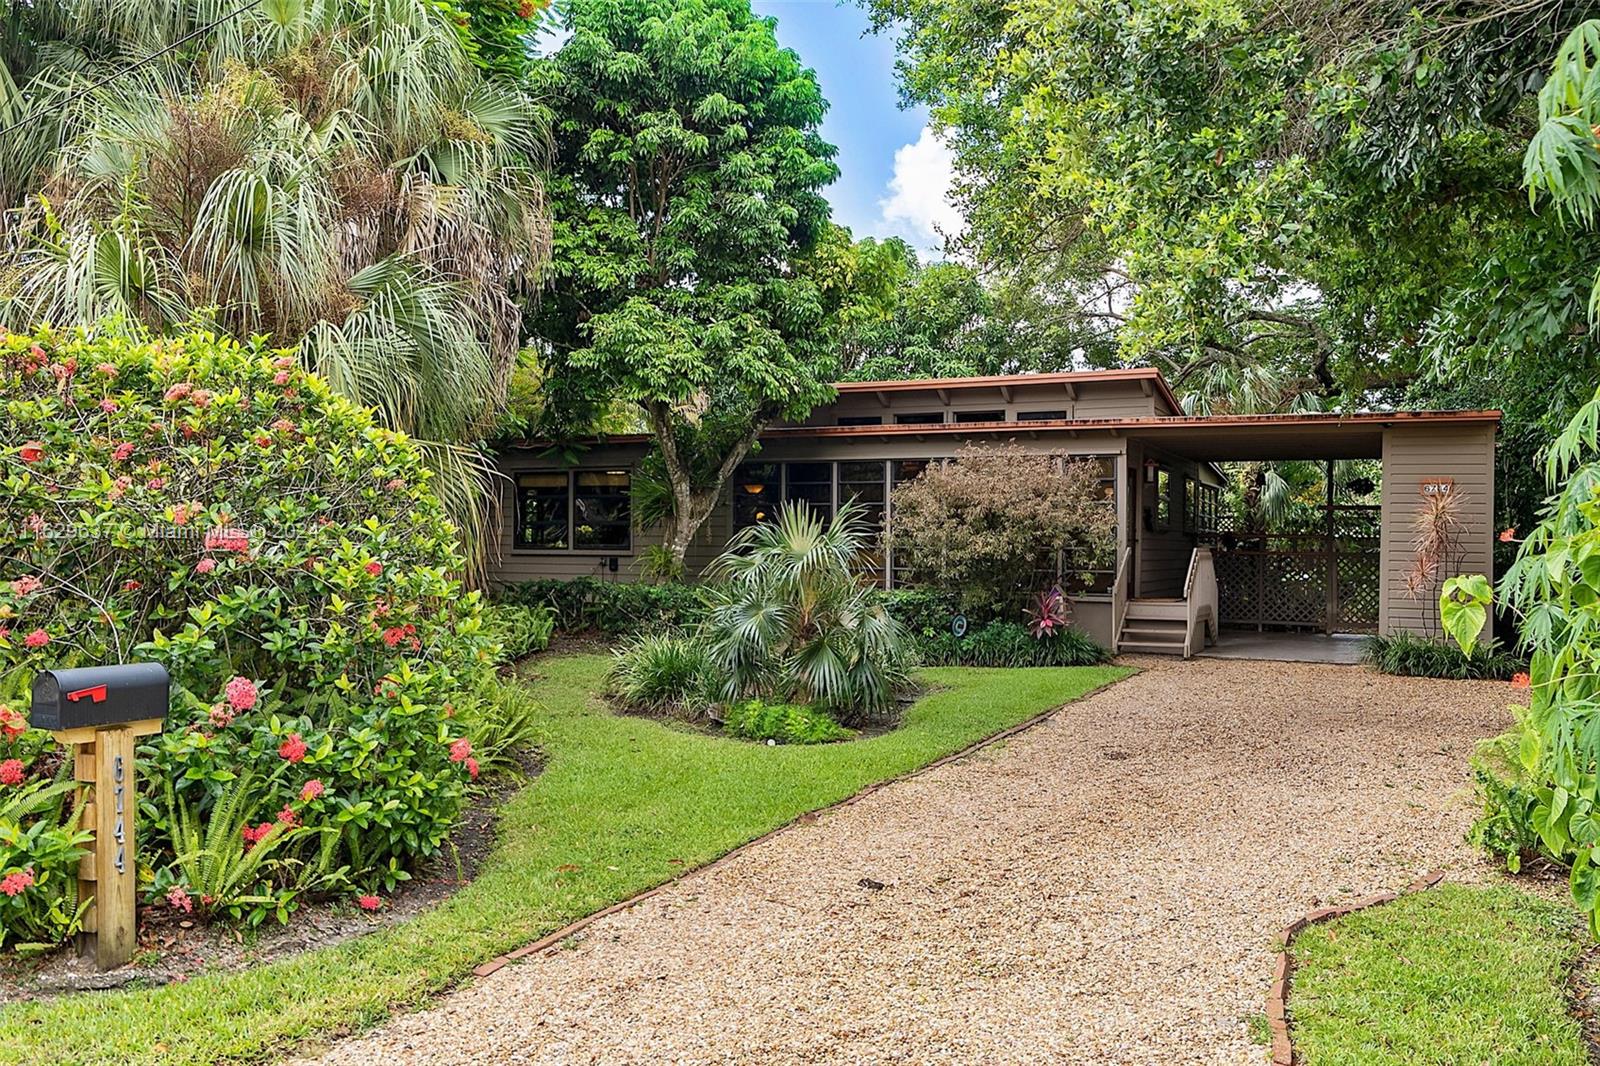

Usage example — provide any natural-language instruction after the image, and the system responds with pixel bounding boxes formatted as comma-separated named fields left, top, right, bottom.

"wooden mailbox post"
left=30, top=664, right=167, bottom=971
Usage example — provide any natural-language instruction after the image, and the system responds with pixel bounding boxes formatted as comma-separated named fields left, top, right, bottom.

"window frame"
left=511, top=468, right=634, bottom=554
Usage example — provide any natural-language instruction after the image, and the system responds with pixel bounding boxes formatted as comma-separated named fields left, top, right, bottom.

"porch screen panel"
left=1061, top=456, right=1118, bottom=596
left=889, top=459, right=935, bottom=587
left=839, top=460, right=887, bottom=582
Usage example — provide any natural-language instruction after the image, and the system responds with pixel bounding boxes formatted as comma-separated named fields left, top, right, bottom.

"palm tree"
left=0, top=0, right=552, bottom=565
left=703, top=501, right=913, bottom=723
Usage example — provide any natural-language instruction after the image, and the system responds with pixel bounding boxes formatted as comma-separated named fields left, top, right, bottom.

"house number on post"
left=29, top=664, right=167, bottom=971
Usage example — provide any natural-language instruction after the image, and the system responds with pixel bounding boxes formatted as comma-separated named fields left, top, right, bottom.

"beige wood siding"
left=1379, top=424, right=1496, bottom=640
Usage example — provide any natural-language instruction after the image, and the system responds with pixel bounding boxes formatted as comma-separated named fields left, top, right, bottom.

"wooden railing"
left=1111, top=544, right=1134, bottom=648
left=1182, top=547, right=1218, bottom=658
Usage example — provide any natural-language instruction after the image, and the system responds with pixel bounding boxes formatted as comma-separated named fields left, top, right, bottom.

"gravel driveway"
left=305, top=658, right=1513, bottom=1066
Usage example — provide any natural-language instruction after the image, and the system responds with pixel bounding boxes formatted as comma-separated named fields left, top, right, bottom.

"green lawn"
left=0, top=656, right=1128, bottom=1065
left=1290, top=883, right=1589, bottom=1066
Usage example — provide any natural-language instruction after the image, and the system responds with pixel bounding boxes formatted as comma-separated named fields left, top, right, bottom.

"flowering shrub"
left=0, top=326, right=496, bottom=934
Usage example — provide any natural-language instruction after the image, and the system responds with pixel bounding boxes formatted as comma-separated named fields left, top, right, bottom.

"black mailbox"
left=30, top=664, right=169, bottom=732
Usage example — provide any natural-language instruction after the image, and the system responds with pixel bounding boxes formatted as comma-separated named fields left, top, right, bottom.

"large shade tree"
left=529, top=0, right=840, bottom=569
left=0, top=0, right=552, bottom=554
left=864, top=0, right=1600, bottom=538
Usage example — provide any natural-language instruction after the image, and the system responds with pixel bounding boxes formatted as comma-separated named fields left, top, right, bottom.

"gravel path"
left=304, top=658, right=1513, bottom=1066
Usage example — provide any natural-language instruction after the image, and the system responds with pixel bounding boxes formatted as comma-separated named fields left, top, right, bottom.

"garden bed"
left=0, top=655, right=1126, bottom=1064
left=0, top=748, right=542, bottom=1004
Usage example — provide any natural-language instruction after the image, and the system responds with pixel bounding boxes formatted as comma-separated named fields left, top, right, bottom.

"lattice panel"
left=1216, top=552, right=1257, bottom=622
left=1261, top=555, right=1327, bottom=625
left=1336, top=553, right=1380, bottom=631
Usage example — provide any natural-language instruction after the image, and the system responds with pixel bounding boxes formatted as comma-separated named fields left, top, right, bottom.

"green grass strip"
left=0, top=656, right=1129, bottom=1064
left=1290, top=883, right=1589, bottom=1066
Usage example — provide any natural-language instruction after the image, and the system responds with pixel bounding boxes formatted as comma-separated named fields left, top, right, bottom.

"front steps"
left=1117, top=598, right=1188, bottom=655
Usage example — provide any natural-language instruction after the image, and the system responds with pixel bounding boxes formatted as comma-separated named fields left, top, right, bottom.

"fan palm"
left=0, top=0, right=552, bottom=568
left=704, top=501, right=914, bottom=723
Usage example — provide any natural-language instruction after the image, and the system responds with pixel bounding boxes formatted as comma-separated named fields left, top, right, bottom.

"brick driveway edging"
left=1268, top=869, right=1447, bottom=1065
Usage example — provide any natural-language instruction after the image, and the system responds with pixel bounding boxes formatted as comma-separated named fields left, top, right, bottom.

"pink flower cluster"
left=204, top=527, right=250, bottom=554
left=0, top=706, right=25, bottom=742
left=166, top=886, right=193, bottom=913
left=0, top=759, right=24, bottom=786
left=448, top=739, right=479, bottom=779
left=299, top=778, right=325, bottom=803
left=0, top=869, right=34, bottom=897
left=241, top=822, right=275, bottom=849
left=356, top=894, right=382, bottom=912
left=22, top=629, right=49, bottom=649
left=8, top=575, right=40, bottom=597
left=278, top=732, right=307, bottom=763
left=225, top=676, right=259, bottom=712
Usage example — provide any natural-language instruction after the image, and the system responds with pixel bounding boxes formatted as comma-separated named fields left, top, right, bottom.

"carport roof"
left=501, top=409, right=1502, bottom=460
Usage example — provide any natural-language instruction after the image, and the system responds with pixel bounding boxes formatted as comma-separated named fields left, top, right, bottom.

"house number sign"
left=1419, top=477, right=1455, bottom=497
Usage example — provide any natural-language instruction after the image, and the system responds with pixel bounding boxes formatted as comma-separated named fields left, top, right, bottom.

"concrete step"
left=1118, top=639, right=1186, bottom=655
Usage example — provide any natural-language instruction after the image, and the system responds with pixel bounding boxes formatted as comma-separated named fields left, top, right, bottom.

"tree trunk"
left=647, top=402, right=769, bottom=574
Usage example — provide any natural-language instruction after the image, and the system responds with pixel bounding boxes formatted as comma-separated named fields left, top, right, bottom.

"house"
left=490, top=368, right=1499, bottom=656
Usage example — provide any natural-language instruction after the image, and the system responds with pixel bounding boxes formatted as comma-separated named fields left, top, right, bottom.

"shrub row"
left=1, top=327, right=514, bottom=940
left=882, top=589, right=1110, bottom=668
left=1360, top=632, right=1524, bottom=680
left=498, top=577, right=705, bottom=636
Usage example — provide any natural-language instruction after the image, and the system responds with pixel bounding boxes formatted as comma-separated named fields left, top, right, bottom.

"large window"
left=895, top=412, right=944, bottom=425
left=785, top=461, right=834, bottom=520
left=514, top=472, right=569, bottom=549
left=732, top=462, right=780, bottom=531
left=953, top=410, right=1004, bottom=423
left=513, top=470, right=630, bottom=551
left=839, top=461, right=887, bottom=533
left=574, top=470, right=631, bottom=549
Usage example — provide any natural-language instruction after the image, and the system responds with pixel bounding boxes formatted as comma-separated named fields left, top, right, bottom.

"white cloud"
left=875, top=125, right=963, bottom=258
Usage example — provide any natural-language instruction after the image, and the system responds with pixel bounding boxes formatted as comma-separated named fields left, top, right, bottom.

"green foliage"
left=703, top=502, right=915, bottom=724
left=1440, top=574, right=1495, bottom=655
left=605, top=632, right=712, bottom=715
left=0, top=779, right=93, bottom=951
left=1358, top=633, right=1523, bottom=681
left=1469, top=714, right=1563, bottom=875
left=887, top=444, right=1116, bottom=617
left=1484, top=383, right=1600, bottom=936
left=499, top=577, right=706, bottom=636
left=918, top=621, right=1110, bottom=669
left=720, top=699, right=852, bottom=745
left=454, top=678, right=543, bottom=778
left=0, top=0, right=552, bottom=559
left=1289, top=885, right=1588, bottom=1066
left=529, top=0, right=840, bottom=564
left=482, top=604, right=555, bottom=662
left=0, top=327, right=496, bottom=936
left=156, top=771, right=341, bottom=928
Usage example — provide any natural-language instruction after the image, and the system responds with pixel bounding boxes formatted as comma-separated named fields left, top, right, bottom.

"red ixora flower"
left=356, top=894, right=382, bottom=912
left=204, top=527, right=250, bottom=553
left=163, top=382, right=191, bottom=403
left=194, top=557, right=217, bottom=575
left=225, top=676, right=259, bottom=712
left=0, top=706, right=26, bottom=742
left=1511, top=672, right=1531, bottom=690
left=381, top=626, right=406, bottom=647
left=1500, top=528, right=1517, bottom=543
left=275, top=804, right=297, bottom=827
left=300, top=778, right=325, bottom=803
left=122, top=579, right=142, bottom=592
left=449, top=738, right=472, bottom=763
left=272, top=370, right=291, bottom=386
left=95, top=363, right=118, bottom=377
left=278, top=732, right=307, bottom=763
left=17, top=441, right=43, bottom=463
left=112, top=442, right=135, bottom=462
left=99, top=397, right=119, bottom=414
left=0, top=869, right=34, bottom=897
left=166, top=886, right=193, bottom=913
left=365, top=561, right=383, bottom=577
left=9, top=575, right=41, bottom=597
left=0, top=759, right=24, bottom=786
left=22, top=629, right=49, bottom=649
left=465, top=756, right=479, bottom=780
left=208, top=704, right=234, bottom=729
left=241, top=822, right=275, bottom=849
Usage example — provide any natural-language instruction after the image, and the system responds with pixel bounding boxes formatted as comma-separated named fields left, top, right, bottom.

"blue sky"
left=750, top=1, right=957, bottom=256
